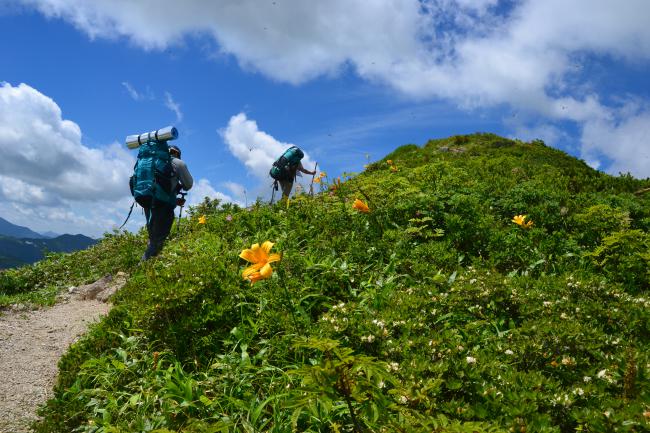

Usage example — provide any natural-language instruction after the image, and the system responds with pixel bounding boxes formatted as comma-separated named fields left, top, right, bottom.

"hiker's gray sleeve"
left=173, top=159, right=194, bottom=190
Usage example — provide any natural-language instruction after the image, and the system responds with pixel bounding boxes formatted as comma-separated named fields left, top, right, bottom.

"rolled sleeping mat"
left=126, top=126, right=178, bottom=149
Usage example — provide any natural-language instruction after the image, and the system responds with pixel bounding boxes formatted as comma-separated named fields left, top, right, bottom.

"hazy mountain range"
left=0, top=217, right=96, bottom=269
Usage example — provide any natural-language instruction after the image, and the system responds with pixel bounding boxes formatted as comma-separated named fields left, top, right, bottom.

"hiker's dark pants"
left=279, top=180, right=293, bottom=198
left=143, top=204, right=175, bottom=260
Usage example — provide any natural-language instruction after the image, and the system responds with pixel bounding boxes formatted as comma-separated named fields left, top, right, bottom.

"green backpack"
left=129, top=140, right=176, bottom=208
left=270, top=146, right=304, bottom=181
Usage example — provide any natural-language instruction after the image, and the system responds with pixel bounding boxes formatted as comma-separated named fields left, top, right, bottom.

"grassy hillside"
left=3, top=133, right=650, bottom=432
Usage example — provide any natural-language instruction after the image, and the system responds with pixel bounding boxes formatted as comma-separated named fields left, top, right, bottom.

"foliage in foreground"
left=3, top=133, right=650, bottom=432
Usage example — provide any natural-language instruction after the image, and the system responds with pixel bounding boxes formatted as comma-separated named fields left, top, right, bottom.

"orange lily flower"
left=198, top=215, right=207, bottom=224
left=512, top=214, right=533, bottom=229
left=239, top=241, right=281, bottom=284
left=352, top=198, right=370, bottom=213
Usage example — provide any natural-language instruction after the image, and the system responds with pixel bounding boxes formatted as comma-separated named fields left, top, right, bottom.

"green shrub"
left=586, top=229, right=650, bottom=291
left=572, top=204, right=631, bottom=247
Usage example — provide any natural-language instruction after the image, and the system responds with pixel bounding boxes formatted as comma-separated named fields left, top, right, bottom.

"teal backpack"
left=129, top=140, right=176, bottom=208
left=270, top=146, right=304, bottom=181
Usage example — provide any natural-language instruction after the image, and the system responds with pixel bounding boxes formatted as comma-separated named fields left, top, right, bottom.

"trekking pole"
left=176, top=191, right=187, bottom=234
left=270, top=180, right=277, bottom=205
left=309, top=162, right=318, bottom=197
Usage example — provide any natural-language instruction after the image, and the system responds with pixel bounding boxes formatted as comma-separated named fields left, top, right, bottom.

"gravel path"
left=0, top=273, right=126, bottom=433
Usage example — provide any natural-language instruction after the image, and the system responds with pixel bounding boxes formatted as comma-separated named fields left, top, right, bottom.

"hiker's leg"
left=142, top=207, right=155, bottom=260
left=279, top=180, right=293, bottom=198
left=157, top=205, right=175, bottom=241
left=143, top=205, right=174, bottom=259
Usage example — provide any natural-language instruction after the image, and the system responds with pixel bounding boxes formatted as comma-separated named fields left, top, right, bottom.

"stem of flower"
left=278, top=265, right=301, bottom=335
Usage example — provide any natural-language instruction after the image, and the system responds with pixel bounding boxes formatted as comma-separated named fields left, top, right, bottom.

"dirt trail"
left=0, top=273, right=127, bottom=433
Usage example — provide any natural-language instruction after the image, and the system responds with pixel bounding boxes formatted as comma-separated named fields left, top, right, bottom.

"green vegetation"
left=0, top=232, right=142, bottom=307
left=3, top=133, right=650, bottom=432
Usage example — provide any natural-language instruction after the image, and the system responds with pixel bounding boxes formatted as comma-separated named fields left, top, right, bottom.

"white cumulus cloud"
left=223, top=181, right=247, bottom=202
left=186, top=178, right=240, bottom=208
left=220, top=112, right=315, bottom=182
left=0, top=82, right=140, bottom=236
left=18, top=1, right=650, bottom=100
left=16, top=0, right=650, bottom=177
left=581, top=110, right=650, bottom=178
left=0, top=82, right=134, bottom=203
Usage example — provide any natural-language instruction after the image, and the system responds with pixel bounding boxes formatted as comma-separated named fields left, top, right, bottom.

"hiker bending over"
left=270, top=146, right=315, bottom=199
left=280, top=161, right=315, bottom=198
left=142, top=144, right=193, bottom=260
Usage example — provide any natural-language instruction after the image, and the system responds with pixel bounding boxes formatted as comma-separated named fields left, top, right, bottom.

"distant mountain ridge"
left=0, top=216, right=45, bottom=239
left=40, top=231, right=61, bottom=238
left=0, top=234, right=97, bottom=269
left=0, top=217, right=97, bottom=269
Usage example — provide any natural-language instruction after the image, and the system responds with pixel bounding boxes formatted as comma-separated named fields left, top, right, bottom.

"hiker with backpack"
left=139, top=144, right=194, bottom=260
left=269, top=146, right=316, bottom=199
left=126, top=127, right=193, bottom=260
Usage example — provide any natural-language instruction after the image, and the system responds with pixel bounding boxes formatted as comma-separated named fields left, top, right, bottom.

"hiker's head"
left=169, top=145, right=181, bottom=158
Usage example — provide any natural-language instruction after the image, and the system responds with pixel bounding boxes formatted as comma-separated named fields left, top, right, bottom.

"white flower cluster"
left=551, top=393, right=573, bottom=407
left=596, top=369, right=616, bottom=384
left=387, top=361, right=400, bottom=372
left=561, top=356, right=575, bottom=366
left=371, top=319, right=389, bottom=336
left=319, top=311, right=348, bottom=332
left=631, top=296, right=650, bottom=308
left=566, top=277, right=581, bottom=289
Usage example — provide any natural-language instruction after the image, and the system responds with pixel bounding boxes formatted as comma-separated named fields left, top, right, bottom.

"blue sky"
left=1, top=0, right=649, bottom=237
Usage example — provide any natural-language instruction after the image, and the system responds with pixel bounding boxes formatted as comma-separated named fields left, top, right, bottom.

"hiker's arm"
left=298, top=165, right=316, bottom=176
left=174, top=159, right=194, bottom=190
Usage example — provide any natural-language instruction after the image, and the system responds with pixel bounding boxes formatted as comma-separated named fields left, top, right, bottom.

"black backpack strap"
left=270, top=180, right=279, bottom=204
left=119, top=201, right=136, bottom=229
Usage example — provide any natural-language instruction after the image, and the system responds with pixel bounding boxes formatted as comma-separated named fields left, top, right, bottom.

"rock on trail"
left=0, top=272, right=127, bottom=433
